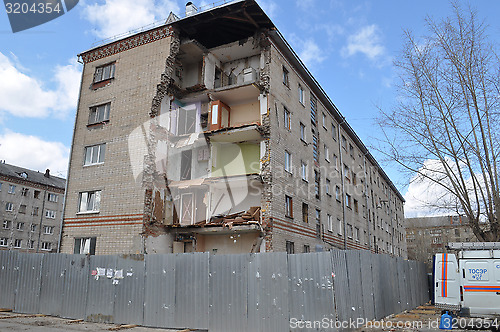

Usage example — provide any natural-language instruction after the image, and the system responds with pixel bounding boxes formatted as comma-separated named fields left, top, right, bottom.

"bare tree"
left=377, top=2, right=500, bottom=241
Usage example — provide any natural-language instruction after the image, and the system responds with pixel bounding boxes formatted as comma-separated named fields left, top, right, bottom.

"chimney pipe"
left=44, top=169, right=50, bottom=178
left=185, top=2, right=197, bottom=16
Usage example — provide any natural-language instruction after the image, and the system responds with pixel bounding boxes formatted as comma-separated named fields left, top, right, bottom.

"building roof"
left=405, top=215, right=469, bottom=228
left=0, top=162, right=66, bottom=190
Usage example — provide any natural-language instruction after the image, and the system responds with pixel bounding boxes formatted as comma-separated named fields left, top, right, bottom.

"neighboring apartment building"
left=0, top=162, right=65, bottom=253
left=60, top=0, right=406, bottom=257
left=406, top=215, right=477, bottom=271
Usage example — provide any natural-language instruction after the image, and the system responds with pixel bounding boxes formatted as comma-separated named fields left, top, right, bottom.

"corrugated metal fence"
left=0, top=250, right=429, bottom=331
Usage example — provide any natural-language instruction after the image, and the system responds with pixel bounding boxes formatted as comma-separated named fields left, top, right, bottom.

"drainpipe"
left=363, top=153, right=372, bottom=252
left=337, top=118, right=347, bottom=250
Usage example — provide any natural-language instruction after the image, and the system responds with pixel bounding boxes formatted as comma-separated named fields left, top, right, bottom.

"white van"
left=434, top=242, right=500, bottom=318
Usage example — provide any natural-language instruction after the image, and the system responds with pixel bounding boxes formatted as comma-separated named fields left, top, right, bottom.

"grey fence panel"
left=331, top=250, right=351, bottom=323
left=209, top=254, right=248, bottom=332
left=60, top=255, right=90, bottom=320
left=0, top=251, right=19, bottom=309
left=288, top=252, right=336, bottom=331
left=359, top=251, right=375, bottom=321
left=371, top=254, right=384, bottom=320
left=14, top=253, right=43, bottom=314
left=395, top=257, right=408, bottom=312
left=247, top=252, right=289, bottom=332
left=144, top=254, right=176, bottom=328
left=388, top=256, right=401, bottom=315
left=113, top=255, right=145, bottom=325
left=421, top=262, right=430, bottom=303
left=344, top=250, right=364, bottom=320
left=85, top=255, right=117, bottom=323
left=174, top=252, right=209, bottom=330
left=39, top=254, right=71, bottom=316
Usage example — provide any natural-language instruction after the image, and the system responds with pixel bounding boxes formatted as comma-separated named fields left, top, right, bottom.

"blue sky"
left=1, top=0, right=499, bottom=216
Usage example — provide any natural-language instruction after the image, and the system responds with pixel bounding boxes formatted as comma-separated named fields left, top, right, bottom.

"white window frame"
left=8, top=185, right=15, bottom=194
left=78, top=190, right=102, bottom=213
left=5, top=202, right=13, bottom=212
left=0, top=238, right=8, bottom=247
left=327, top=214, right=333, bottom=232
left=28, top=240, right=34, bottom=249
left=84, top=143, right=106, bottom=166
left=301, top=161, right=308, bottom=181
left=13, top=239, right=21, bottom=248
left=324, top=144, right=329, bottom=162
left=47, top=193, right=58, bottom=202
left=89, top=103, right=111, bottom=124
left=300, top=122, right=306, bottom=142
left=30, top=224, right=36, bottom=232
left=45, top=210, right=56, bottom=219
left=335, top=186, right=340, bottom=201
left=298, top=85, right=304, bottom=105
left=284, top=107, right=291, bottom=130
left=41, top=242, right=52, bottom=251
left=16, top=222, right=24, bottom=231
left=285, top=151, right=292, bottom=173
left=322, top=113, right=326, bottom=128
left=44, top=226, right=54, bottom=235
left=326, top=178, right=331, bottom=195
left=94, top=63, right=115, bottom=83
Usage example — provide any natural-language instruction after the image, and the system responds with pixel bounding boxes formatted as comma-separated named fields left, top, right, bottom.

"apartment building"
left=0, top=162, right=65, bottom=253
left=60, top=0, right=406, bottom=257
left=406, top=215, right=477, bottom=271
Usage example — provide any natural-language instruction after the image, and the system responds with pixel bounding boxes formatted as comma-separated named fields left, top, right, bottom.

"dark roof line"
left=0, top=162, right=66, bottom=190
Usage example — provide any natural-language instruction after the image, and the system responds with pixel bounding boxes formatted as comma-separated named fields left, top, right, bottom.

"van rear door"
left=461, top=259, right=500, bottom=316
left=434, top=253, right=460, bottom=309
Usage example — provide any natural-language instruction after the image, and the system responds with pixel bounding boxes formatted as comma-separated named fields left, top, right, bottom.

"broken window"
left=284, top=106, right=291, bottom=130
left=93, top=62, right=115, bottom=83
left=302, top=202, right=308, bottom=223
left=285, top=195, right=293, bottom=218
left=19, top=205, right=26, bottom=214
left=180, top=150, right=192, bottom=181
left=78, top=190, right=101, bottom=213
left=74, top=237, right=96, bottom=255
left=178, top=105, right=197, bottom=135
left=41, top=242, right=52, bottom=251
left=214, top=67, right=222, bottom=88
left=180, top=193, right=194, bottom=225
left=45, top=210, right=56, bottom=219
left=32, top=207, right=39, bottom=216
left=89, top=103, right=110, bottom=124
left=209, top=101, right=230, bottom=131
left=286, top=240, right=294, bottom=254
left=84, top=143, right=106, bottom=165
left=47, top=193, right=58, bottom=202
left=34, top=190, right=40, bottom=199
left=282, top=66, right=289, bottom=87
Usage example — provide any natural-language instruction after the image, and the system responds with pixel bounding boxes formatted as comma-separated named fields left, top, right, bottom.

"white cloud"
left=341, top=24, right=387, bottom=62
left=0, top=131, right=70, bottom=178
left=296, top=0, right=314, bottom=10
left=82, top=0, right=180, bottom=39
left=298, top=39, right=327, bottom=69
left=0, top=53, right=81, bottom=119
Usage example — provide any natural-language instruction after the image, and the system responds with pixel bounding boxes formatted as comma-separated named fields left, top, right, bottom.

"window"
left=84, top=143, right=106, bottom=165
left=2, top=220, right=11, bottom=229
left=21, top=188, right=28, bottom=196
left=286, top=240, right=295, bottom=254
left=282, top=66, right=289, bottom=87
left=41, top=242, right=52, bottom=251
left=34, top=190, right=40, bottom=199
left=47, top=193, right=58, bottom=202
left=5, top=202, right=13, bottom=212
left=325, top=179, right=331, bottom=196
left=284, top=107, right=291, bottom=130
left=0, top=238, right=7, bottom=247
left=345, top=194, right=352, bottom=208
left=324, top=144, right=329, bottom=162
left=8, top=185, right=15, bottom=194
left=341, top=135, right=347, bottom=150
left=89, top=103, right=111, bottom=124
left=327, top=214, right=333, bottom=232
left=331, top=124, right=337, bottom=140
left=302, top=202, right=309, bottom=223
left=30, top=224, right=36, bottom=232
left=45, top=210, right=56, bottom=219
left=354, top=199, right=359, bottom=213
left=335, top=186, right=341, bottom=201
left=303, top=245, right=310, bottom=253
left=180, top=150, right=192, bottom=180
left=310, top=95, right=317, bottom=125
left=16, top=222, right=24, bottom=231
left=28, top=240, right=34, bottom=249
left=13, top=239, right=21, bottom=248
left=344, top=164, right=350, bottom=181
left=315, top=209, right=321, bottom=238
left=94, top=62, right=115, bottom=83
left=78, top=190, right=101, bottom=213
left=285, top=151, right=292, bottom=173
left=322, top=113, right=326, bottom=128
left=347, top=224, right=353, bottom=238
left=74, top=237, right=96, bottom=255
left=19, top=205, right=26, bottom=214
left=338, top=218, right=343, bottom=235
left=32, top=207, right=39, bottom=216
left=312, top=134, right=319, bottom=162
left=314, top=171, right=320, bottom=199
left=301, top=161, right=308, bottom=181
left=353, top=173, right=357, bottom=185
left=300, top=122, right=306, bottom=142
left=44, top=226, right=54, bottom=235
left=354, top=227, right=360, bottom=241
left=285, top=195, right=293, bottom=218
left=298, top=85, right=304, bottom=104
left=333, top=154, right=338, bottom=169
left=349, top=144, right=354, bottom=158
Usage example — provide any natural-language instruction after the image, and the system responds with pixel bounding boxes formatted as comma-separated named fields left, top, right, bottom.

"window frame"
left=84, top=143, right=106, bottom=166
left=300, top=122, right=306, bottom=142
left=285, top=150, right=292, bottom=174
left=285, top=195, right=293, bottom=218
left=284, top=106, right=291, bottom=130
left=78, top=190, right=102, bottom=213
left=298, top=84, right=304, bottom=105
left=282, top=66, right=290, bottom=87
left=45, top=210, right=56, bottom=219
left=93, top=62, right=115, bottom=83
left=41, top=242, right=52, bottom=251
left=5, top=202, right=13, bottom=212
left=74, top=237, right=97, bottom=255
